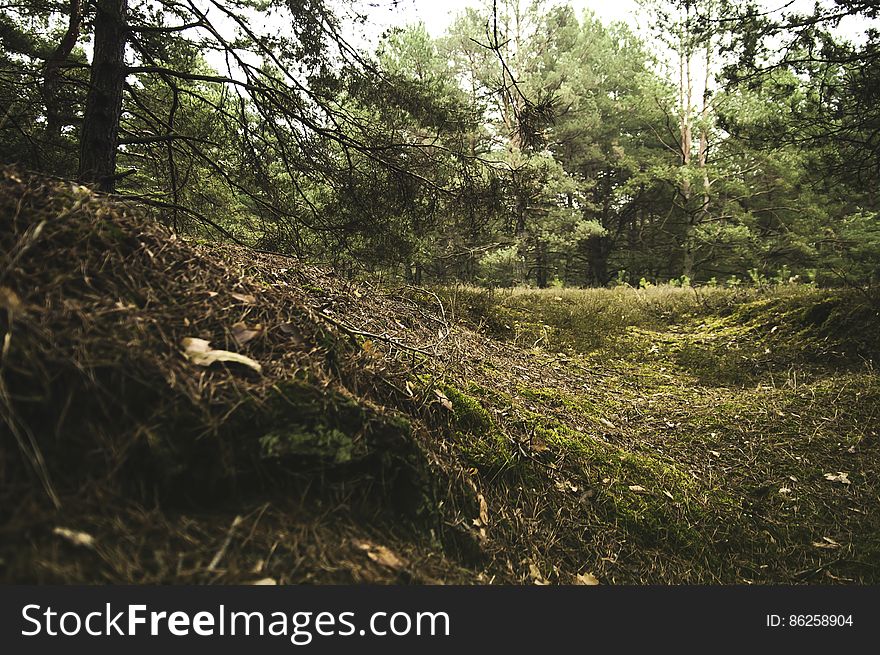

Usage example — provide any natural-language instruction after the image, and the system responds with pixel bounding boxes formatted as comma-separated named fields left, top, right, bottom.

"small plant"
left=773, top=265, right=792, bottom=284
left=747, top=268, right=768, bottom=286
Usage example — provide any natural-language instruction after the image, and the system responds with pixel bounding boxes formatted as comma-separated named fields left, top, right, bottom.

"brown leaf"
left=528, top=562, right=549, bottom=585
left=555, top=480, right=579, bottom=493
left=824, top=472, right=851, bottom=485
left=230, top=292, right=256, bottom=304
left=478, top=493, right=489, bottom=527
left=232, top=321, right=261, bottom=346
left=278, top=322, right=305, bottom=346
left=434, top=388, right=453, bottom=411
left=0, top=287, right=22, bottom=313
left=248, top=577, right=278, bottom=585
left=628, top=485, right=649, bottom=494
left=575, top=572, right=600, bottom=585
left=352, top=539, right=406, bottom=571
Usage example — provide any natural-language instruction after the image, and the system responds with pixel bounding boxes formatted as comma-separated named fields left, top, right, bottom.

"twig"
left=317, top=310, right=433, bottom=356
left=207, top=515, right=243, bottom=572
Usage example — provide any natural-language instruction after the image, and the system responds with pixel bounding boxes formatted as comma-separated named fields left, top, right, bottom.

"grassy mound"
left=0, top=169, right=426, bottom=504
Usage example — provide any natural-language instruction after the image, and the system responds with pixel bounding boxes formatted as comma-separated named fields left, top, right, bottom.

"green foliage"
left=2, top=0, right=878, bottom=287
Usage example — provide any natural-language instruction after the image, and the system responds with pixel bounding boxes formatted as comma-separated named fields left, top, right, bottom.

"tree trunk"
left=79, top=0, right=128, bottom=192
left=535, top=239, right=549, bottom=288
left=42, top=0, right=82, bottom=144
left=585, top=236, right=610, bottom=286
left=681, top=221, right=697, bottom=280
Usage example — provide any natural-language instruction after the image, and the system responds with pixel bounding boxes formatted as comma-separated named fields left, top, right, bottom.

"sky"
left=194, top=0, right=874, bottom=87
left=358, top=0, right=640, bottom=35
left=341, top=0, right=871, bottom=47
left=343, top=0, right=641, bottom=42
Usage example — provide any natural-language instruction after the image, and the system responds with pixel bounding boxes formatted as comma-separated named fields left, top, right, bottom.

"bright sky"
left=342, top=0, right=871, bottom=47
left=345, top=0, right=640, bottom=41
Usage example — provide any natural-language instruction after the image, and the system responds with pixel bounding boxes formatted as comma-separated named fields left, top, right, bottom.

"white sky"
left=194, top=0, right=874, bottom=87
left=344, top=0, right=640, bottom=42
left=342, top=0, right=871, bottom=47
left=372, top=0, right=639, bottom=34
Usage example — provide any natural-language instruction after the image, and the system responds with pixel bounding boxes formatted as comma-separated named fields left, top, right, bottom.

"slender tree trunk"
left=677, top=6, right=695, bottom=279
left=79, top=0, right=128, bottom=191
left=535, top=239, right=549, bottom=288
left=585, top=236, right=610, bottom=286
left=42, top=0, right=82, bottom=143
left=683, top=35, right=714, bottom=280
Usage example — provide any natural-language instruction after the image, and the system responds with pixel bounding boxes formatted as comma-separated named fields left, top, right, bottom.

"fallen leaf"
left=232, top=321, right=261, bottom=346
left=248, top=577, right=278, bottom=585
left=555, top=480, right=580, bottom=493
left=404, top=380, right=414, bottom=397
left=778, top=487, right=792, bottom=495
left=230, top=292, right=256, bottom=304
left=0, top=287, right=22, bottom=313
left=478, top=493, right=489, bottom=527
left=628, top=485, right=649, bottom=494
left=182, top=337, right=262, bottom=373
left=352, top=539, right=406, bottom=570
left=824, top=472, right=851, bottom=485
left=53, top=527, right=95, bottom=549
left=434, top=388, right=453, bottom=411
left=811, top=537, right=840, bottom=550
left=528, top=562, right=549, bottom=585
left=709, top=450, right=721, bottom=457
left=599, top=417, right=616, bottom=430
left=575, top=572, right=600, bottom=585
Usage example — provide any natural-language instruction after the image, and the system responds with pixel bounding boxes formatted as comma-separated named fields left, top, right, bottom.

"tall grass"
left=438, top=283, right=827, bottom=353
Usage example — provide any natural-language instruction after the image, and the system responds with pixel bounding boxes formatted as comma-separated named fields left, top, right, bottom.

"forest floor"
left=2, top=168, right=879, bottom=584
left=414, top=285, right=880, bottom=584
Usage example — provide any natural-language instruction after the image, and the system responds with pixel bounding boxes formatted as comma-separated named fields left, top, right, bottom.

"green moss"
left=518, top=385, right=600, bottom=415
left=260, top=425, right=356, bottom=463
left=227, top=379, right=411, bottom=465
left=525, top=413, right=739, bottom=552
left=437, top=383, right=514, bottom=470
left=443, top=383, right=493, bottom=434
